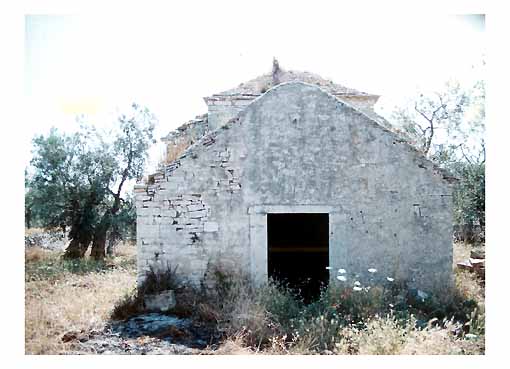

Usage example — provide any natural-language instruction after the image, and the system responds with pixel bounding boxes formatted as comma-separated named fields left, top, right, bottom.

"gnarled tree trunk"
left=90, top=219, right=109, bottom=260
left=90, top=148, right=132, bottom=260
left=90, top=195, right=121, bottom=260
left=63, top=238, right=87, bottom=259
left=63, top=224, right=92, bottom=259
left=106, top=232, right=118, bottom=256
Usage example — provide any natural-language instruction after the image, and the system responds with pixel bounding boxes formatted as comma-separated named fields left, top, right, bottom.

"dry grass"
left=25, top=241, right=485, bottom=355
left=25, top=242, right=137, bottom=354
left=455, top=270, right=484, bottom=305
left=205, top=333, right=254, bottom=355
left=338, top=315, right=484, bottom=355
left=25, top=246, right=51, bottom=263
left=453, top=242, right=473, bottom=266
left=202, top=242, right=486, bottom=355
left=401, top=324, right=484, bottom=355
left=25, top=227, right=47, bottom=236
left=452, top=241, right=484, bottom=305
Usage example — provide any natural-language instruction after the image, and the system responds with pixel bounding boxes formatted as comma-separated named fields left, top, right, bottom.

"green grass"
left=25, top=246, right=136, bottom=282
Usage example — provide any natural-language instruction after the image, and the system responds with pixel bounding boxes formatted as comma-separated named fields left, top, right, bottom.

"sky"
left=24, top=9, right=485, bottom=172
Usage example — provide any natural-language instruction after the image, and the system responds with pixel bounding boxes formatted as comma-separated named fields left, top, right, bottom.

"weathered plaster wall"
left=205, top=95, right=258, bottom=130
left=241, top=83, right=454, bottom=292
left=136, top=82, right=454, bottom=293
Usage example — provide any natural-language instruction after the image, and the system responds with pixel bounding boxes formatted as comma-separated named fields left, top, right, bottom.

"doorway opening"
left=267, top=213, right=329, bottom=302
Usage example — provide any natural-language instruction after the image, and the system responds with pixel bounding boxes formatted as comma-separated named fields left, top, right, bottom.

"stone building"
left=135, top=62, right=456, bottom=296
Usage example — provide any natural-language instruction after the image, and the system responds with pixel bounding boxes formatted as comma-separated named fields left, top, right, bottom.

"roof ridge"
left=210, top=68, right=376, bottom=97
left=156, top=81, right=456, bottom=185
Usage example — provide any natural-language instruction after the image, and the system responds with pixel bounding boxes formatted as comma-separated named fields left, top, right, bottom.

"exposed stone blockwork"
left=135, top=123, right=248, bottom=285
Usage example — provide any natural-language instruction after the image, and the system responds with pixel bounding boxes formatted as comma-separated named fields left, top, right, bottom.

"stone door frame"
left=247, top=205, right=346, bottom=285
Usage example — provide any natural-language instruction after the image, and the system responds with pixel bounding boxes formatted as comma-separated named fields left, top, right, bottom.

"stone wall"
left=135, top=122, right=249, bottom=285
left=204, top=94, right=258, bottom=130
left=161, top=114, right=209, bottom=147
left=161, top=114, right=209, bottom=163
left=136, top=82, right=455, bottom=293
left=335, top=94, right=379, bottom=110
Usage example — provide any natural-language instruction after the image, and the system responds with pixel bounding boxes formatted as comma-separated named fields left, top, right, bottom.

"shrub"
left=352, top=314, right=411, bottom=355
left=110, top=264, right=183, bottom=321
left=111, top=289, right=144, bottom=321
left=107, top=261, right=485, bottom=354
left=259, top=279, right=304, bottom=331
left=206, top=266, right=273, bottom=346
left=139, top=264, right=182, bottom=295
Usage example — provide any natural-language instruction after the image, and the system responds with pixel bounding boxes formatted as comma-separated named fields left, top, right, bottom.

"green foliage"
left=202, top=268, right=467, bottom=351
left=24, top=250, right=133, bottom=282
left=25, top=257, right=110, bottom=282
left=26, top=103, right=156, bottom=257
left=386, top=78, right=485, bottom=241
left=450, top=161, right=485, bottom=242
left=261, top=280, right=304, bottom=329
left=389, top=79, right=484, bottom=158
left=106, top=194, right=137, bottom=246
left=105, top=264, right=484, bottom=353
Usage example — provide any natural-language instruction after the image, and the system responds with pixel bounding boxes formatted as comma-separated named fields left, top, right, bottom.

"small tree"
left=389, top=80, right=480, bottom=158
left=386, top=79, right=485, bottom=243
left=26, top=103, right=156, bottom=259
left=105, top=194, right=136, bottom=256
left=449, top=147, right=485, bottom=243
left=90, top=104, right=156, bottom=259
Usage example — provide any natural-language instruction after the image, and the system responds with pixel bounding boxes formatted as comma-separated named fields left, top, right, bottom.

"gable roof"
left=161, top=82, right=457, bottom=185
left=213, top=69, right=374, bottom=97
left=205, top=60, right=379, bottom=103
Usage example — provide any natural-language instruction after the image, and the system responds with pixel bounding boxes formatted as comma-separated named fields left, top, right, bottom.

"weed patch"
left=27, top=241, right=485, bottom=355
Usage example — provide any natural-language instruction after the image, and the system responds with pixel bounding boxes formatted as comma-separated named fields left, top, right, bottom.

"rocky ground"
left=25, top=228, right=68, bottom=251
left=64, top=313, right=221, bottom=355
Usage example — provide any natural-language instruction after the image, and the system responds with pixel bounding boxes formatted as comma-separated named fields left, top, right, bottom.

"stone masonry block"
left=187, top=204, right=205, bottom=212
left=189, top=209, right=207, bottom=218
left=203, top=222, right=219, bottom=232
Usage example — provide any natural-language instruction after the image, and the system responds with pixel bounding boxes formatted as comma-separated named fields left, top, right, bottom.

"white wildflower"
left=353, top=286, right=363, bottom=292
left=338, top=268, right=346, bottom=274
left=354, top=281, right=361, bottom=286
left=417, top=290, right=429, bottom=300
left=386, top=277, right=394, bottom=282
left=336, top=275, right=347, bottom=282
left=368, top=268, right=377, bottom=273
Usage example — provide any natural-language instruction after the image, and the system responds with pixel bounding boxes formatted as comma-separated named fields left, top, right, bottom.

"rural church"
left=134, top=61, right=456, bottom=297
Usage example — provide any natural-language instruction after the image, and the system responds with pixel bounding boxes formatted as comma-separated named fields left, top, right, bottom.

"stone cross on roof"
left=272, top=57, right=281, bottom=86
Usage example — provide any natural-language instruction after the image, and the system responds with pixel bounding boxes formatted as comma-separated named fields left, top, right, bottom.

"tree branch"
left=414, top=102, right=433, bottom=124
left=459, top=144, right=473, bottom=165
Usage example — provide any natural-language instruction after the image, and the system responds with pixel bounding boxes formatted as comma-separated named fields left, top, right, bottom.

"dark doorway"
left=267, top=213, right=329, bottom=302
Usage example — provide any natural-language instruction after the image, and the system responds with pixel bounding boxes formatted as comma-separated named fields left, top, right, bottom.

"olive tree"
left=26, top=103, right=156, bottom=259
left=386, top=79, right=485, bottom=243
